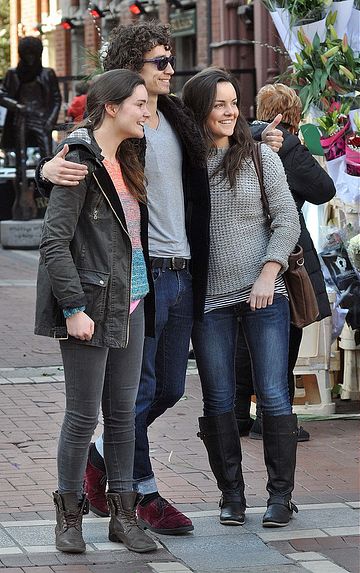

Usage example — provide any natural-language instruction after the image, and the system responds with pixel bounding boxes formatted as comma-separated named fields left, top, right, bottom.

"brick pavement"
left=0, top=249, right=61, bottom=368
left=0, top=246, right=359, bottom=572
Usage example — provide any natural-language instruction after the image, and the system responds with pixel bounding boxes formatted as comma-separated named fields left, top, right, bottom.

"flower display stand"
left=250, top=293, right=339, bottom=418
left=292, top=311, right=338, bottom=416
left=339, top=322, right=360, bottom=399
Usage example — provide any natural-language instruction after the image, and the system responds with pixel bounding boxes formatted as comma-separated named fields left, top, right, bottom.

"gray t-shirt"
left=144, top=111, right=191, bottom=259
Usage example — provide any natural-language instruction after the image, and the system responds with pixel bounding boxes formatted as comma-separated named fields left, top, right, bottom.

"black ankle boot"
left=219, top=496, right=245, bottom=525
left=198, top=411, right=246, bottom=526
left=262, top=413, right=298, bottom=527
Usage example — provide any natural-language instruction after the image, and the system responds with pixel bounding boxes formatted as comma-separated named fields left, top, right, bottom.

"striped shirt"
left=103, top=159, right=149, bottom=311
left=204, top=276, right=288, bottom=313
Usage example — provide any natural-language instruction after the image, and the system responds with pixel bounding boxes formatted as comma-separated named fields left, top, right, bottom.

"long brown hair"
left=76, top=69, right=147, bottom=202
left=182, top=67, right=254, bottom=187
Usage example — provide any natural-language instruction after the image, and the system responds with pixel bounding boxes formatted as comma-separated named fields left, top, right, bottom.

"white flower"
left=348, top=234, right=360, bottom=256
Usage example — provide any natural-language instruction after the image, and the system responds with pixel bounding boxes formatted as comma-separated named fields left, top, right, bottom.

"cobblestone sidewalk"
left=0, top=247, right=358, bottom=572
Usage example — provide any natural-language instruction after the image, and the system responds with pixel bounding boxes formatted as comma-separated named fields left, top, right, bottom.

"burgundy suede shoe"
left=137, top=496, right=194, bottom=535
left=84, top=449, right=109, bottom=517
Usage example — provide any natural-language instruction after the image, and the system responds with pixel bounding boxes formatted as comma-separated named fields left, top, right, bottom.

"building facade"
left=8, top=1, right=287, bottom=119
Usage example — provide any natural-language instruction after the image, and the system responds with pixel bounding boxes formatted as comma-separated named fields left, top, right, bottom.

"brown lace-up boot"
left=53, top=491, right=88, bottom=553
left=107, top=492, right=157, bottom=553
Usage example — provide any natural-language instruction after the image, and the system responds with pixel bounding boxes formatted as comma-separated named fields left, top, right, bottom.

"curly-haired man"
left=37, top=20, right=283, bottom=535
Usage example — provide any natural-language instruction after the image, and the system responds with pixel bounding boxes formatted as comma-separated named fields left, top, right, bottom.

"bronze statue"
left=0, top=37, right=61, bottom=220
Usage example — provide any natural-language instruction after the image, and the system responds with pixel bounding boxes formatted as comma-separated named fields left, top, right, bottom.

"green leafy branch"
left=280, top=13, right=360, bottom=114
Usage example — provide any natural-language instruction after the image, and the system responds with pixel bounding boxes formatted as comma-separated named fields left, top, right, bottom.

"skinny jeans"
left=192, top=295, right=292, bottom=418
left=58, top=301, right=144, bottom=496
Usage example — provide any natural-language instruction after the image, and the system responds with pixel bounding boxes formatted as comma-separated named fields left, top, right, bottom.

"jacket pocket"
left=77, top=268, right=110, bottom=323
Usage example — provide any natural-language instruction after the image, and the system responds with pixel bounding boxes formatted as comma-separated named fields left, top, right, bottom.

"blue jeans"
left=192, top=295, right=292, bottom=418
left=133, top=266, right=193, bottom=492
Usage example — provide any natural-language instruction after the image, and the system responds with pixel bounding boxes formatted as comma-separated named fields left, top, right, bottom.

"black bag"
left=252, top=143, right=319, bottom=328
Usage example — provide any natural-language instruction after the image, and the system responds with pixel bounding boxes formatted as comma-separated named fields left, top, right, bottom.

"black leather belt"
left=150, top=257, right=190, bottom=271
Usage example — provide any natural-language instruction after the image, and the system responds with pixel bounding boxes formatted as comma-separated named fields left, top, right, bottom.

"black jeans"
left=58, top=301, right=144, bottom=495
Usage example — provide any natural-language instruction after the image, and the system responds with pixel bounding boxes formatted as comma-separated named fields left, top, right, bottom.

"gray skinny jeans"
left=58, top=300, right=144, bottom=496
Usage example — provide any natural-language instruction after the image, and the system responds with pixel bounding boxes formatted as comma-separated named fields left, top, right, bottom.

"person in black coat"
left=235, top=83, right=336, bottom=441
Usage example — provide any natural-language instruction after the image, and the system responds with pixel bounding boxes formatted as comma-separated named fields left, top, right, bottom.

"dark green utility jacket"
left=35, top=129, right=155, bottom=347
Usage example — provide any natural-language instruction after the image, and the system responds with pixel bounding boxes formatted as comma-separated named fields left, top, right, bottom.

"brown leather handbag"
left=252, top=143, right=319, bottom=328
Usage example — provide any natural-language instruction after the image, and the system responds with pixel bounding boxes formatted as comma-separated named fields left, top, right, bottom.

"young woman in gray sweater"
left=182, top=68, right=301, bottom=528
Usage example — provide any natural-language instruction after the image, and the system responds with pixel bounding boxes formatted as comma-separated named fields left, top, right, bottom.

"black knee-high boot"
left=262, top=413, right=298, bottom=527
left=197, top=411, right=246, bottom=525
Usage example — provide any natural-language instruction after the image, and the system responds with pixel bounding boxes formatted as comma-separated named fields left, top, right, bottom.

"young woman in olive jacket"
left=35, top=69, right=157, bottom=555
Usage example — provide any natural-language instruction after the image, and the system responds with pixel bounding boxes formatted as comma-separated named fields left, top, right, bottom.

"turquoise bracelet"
left=63, top=306, right=86, bottom=319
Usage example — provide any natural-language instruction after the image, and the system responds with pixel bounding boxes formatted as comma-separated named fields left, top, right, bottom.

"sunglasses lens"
left=157, top=58, right=167, bottom=71
left=157, top=56, right=175, bottom=71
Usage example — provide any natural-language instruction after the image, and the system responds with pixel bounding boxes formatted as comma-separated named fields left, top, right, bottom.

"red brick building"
left=9, top=1, right=287, bottom=118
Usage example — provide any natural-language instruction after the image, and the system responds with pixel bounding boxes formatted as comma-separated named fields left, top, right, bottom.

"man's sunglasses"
left=142, top=55, right=176, bottom=71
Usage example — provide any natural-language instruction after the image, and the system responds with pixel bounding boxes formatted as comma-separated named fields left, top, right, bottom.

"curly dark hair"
left=103, top=20, right=171, bottom=72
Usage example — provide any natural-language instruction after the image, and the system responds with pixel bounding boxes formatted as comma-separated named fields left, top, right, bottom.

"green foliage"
left=280, top=23, right=360, bottom=115
left=262, top=0, right=331, bottom=20
left=285, top=0, right=330, bottom=24
left=316, top=102, right=351, bottom=136
left=0, top=0, right=10, bottom=79
left=81, top=47, right=105, bottom=82
left=260, top=0, right=280, bottom=11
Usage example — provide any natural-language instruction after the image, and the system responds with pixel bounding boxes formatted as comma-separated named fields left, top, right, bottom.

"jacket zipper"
left=93, top=173, right=132, bottom=346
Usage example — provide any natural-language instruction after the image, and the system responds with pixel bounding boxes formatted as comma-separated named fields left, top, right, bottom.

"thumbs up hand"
left=261, top=114, right=283, bottom=153
left=41, top=143, right=88, bottom=186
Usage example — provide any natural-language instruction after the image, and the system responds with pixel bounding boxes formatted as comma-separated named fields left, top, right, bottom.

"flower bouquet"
left=328, top=0, right=355, bottom=39
left=281, top=23, right=360, bottom=114
left=345, top=112, right=360, bottom=175
left=347, top=0, right=360, bottom=54
left=317, top=101, right=351, bottom=160
left=261, top=0, right=331, bottom=58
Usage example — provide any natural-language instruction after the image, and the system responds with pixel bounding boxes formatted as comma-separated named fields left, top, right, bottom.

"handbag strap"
left=252, top=142, right=271, bottom=224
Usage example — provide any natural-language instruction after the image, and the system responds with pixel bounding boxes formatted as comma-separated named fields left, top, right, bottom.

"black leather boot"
left=198, top=411, right=246, bottom=526
left=107, top=492, right=157, bottom=553
left=262, top=414, right=298, bottom=527
left=53, top=491, right=88, bottom=553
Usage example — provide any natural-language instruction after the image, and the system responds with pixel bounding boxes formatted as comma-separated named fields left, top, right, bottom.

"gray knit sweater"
left=206, top=144, right=300, bottom=297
